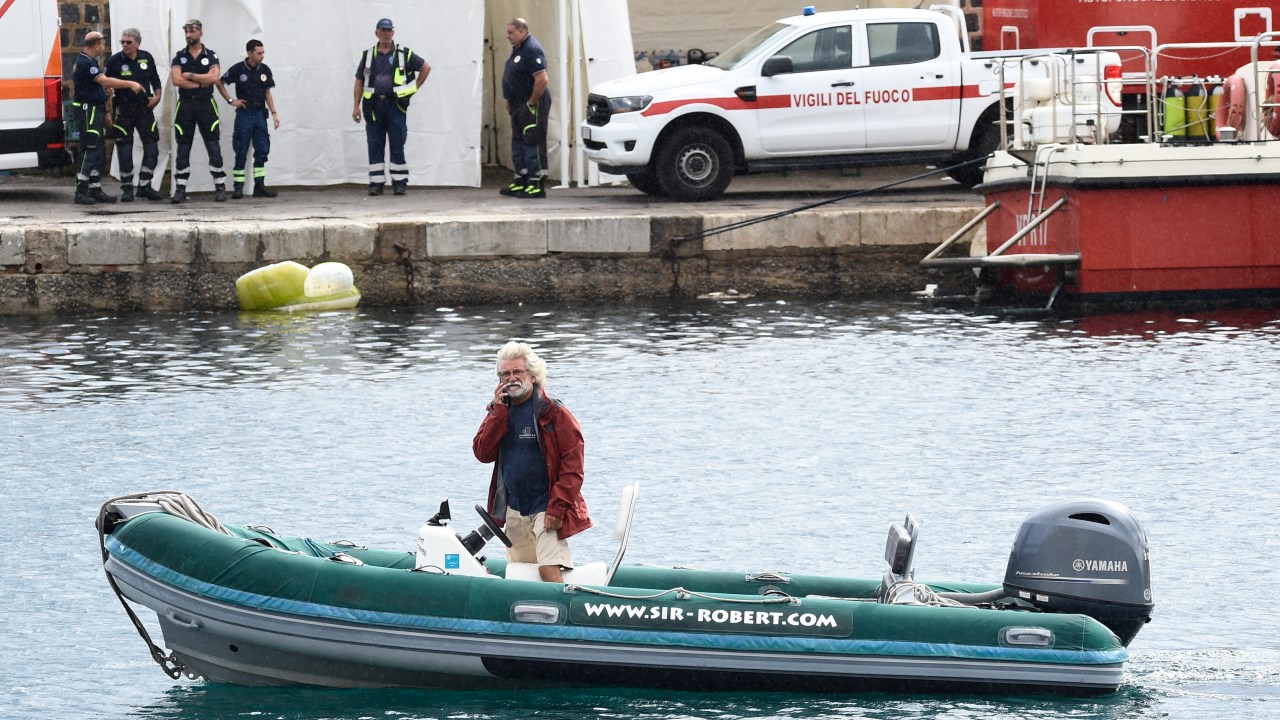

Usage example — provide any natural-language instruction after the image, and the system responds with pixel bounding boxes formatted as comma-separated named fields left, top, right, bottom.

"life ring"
left=1215, top=74, right=1247, bottom=139
left=1266, top=69, right=1280, bottom=138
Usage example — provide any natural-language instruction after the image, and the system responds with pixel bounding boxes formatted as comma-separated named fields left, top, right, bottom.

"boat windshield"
left=707, top=23, right=795, bottom=71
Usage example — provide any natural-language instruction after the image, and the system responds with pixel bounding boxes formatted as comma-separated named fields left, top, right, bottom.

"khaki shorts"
left=505, top=509, right=574, bottom=569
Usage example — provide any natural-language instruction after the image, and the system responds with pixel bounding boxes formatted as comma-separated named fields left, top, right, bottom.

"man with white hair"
left=105, top=28, right=164, bottom=201
left=473, top=341, right=591, bottom=582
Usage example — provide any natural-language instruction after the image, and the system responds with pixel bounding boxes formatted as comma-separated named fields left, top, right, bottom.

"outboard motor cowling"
left=1003, top=499, right=1153, bottom=646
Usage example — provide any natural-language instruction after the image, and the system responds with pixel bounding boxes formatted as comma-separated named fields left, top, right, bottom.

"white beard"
left=506, top=379, right=534, bottom=401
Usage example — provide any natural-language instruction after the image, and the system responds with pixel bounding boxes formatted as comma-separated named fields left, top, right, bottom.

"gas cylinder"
left=1208, top=76, right=1224, bottom=138
left=1161, top=79, right=1186, bottom=139
left=1185, top=78, right=1209, bottom=139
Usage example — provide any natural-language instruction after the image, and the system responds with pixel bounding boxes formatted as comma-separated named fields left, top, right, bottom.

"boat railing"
left=992, top=48, right=1149, bottom=151
left=1084, top=32, right=1280, bottom=144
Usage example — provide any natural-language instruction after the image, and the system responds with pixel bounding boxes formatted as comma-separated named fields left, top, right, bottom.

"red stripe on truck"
left=640, top=85, right=992, bottom=116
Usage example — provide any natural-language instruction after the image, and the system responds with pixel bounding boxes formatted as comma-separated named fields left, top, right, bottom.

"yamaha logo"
left=1074, top=558, right=1128, bottom=572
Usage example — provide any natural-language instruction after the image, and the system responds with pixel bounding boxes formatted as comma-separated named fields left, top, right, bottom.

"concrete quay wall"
left=0, top=207, right=982, bottom=315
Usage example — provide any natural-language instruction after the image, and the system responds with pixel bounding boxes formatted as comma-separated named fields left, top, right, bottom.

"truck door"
left=859, top=21, right=961, bottom=150
left=756, top=24, right=866, bottom=154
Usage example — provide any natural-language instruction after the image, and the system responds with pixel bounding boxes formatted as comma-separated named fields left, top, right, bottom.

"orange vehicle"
left=0, top=0, right=69, bottom=170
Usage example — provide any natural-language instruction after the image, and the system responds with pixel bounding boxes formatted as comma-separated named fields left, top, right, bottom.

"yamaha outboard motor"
left=1004, top=499, right=1153, bottom=646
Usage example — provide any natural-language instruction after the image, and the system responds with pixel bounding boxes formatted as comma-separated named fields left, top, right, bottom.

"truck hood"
left=590, top=64, right=727, bottom=98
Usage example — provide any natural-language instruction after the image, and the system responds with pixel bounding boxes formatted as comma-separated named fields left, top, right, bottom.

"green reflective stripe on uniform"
left=209, top=97, right=220, bottom=132
left=86, top=106, right=99, bottom=135
left=253, top=167, right=266, bottom=179
left=233, top=170, right=246, bottom=182
left=174, top=100, right=184, bottom=136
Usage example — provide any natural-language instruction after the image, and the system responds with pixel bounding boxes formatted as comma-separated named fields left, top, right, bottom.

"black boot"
left=171, top=187, right=188, bottom=204
left=74, top=184, right=97, bottom=206
left=120, top=185, right=135, bottom=203
left=499, top=176, right=527, bottom=197
left=232, top=183, right=244, bottom=200
left=521, top=178, right=546, bottom=199
left=89, top=187, right=118, bottom=203
left=138, top=185, right=164, bottom=201
left=253, top=181, right=277, bottom=198
left=214, top=185, right=227, bottom=202
left=368, top=183, right=384, bottom=196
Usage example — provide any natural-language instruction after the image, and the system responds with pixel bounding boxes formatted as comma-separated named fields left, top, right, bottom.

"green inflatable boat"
left=96, top=488, right=1152, bottom=694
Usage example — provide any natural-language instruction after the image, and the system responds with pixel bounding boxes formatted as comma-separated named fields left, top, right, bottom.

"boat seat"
left=504, top=481, right=639, bottom=586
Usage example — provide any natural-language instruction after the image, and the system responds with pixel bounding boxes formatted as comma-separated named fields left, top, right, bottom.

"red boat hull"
left=982, top=180, right=1280, bottom=301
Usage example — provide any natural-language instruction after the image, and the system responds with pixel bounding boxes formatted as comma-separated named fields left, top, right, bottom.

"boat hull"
left=977, top=145, right=1280, bottom=305
left=103, top=511, right=1128, bottom=694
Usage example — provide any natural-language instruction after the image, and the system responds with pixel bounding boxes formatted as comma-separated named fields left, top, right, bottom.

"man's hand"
left=493, top=381, right=510, bottom=406
left=543, top=515, right=562, bottom=532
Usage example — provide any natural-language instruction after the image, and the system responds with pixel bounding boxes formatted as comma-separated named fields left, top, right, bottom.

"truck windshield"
left=707, top=23, right=795, bottom=70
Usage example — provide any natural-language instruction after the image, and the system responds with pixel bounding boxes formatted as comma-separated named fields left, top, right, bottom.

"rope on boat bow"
left=96, top=490, right=225, bottom=681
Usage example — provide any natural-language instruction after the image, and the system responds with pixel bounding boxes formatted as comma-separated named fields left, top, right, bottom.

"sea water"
left=3, top=299, right=1278, bottom=719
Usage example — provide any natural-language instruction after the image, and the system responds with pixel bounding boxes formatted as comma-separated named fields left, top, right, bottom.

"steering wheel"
left=474, top=504, right=513, bottom=548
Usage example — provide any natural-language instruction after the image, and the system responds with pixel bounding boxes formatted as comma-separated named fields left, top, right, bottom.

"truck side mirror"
left=762, top=56, right=794, bottom=77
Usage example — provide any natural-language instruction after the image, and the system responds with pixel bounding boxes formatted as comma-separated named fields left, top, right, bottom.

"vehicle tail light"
left=45, top=77, right=63, bottom=122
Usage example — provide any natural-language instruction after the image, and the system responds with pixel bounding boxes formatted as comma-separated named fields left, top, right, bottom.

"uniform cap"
left=376, top=18, right=394, bottom=30
left=183, top=19, right=202, bottom=30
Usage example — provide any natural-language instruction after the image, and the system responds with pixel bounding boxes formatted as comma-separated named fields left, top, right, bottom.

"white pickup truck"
left=581, top=6, right=1123, bottom=200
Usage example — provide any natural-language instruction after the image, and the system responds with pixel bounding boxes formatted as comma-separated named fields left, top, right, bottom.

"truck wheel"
left=946, top=122, right=1001, bottom=187
left=655, top=127, right=733, bottom=201
left=626, top=171, right=665, bottom=197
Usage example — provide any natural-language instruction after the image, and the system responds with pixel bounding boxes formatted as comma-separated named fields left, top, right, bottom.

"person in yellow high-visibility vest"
left=351, top=18, right=430, bottom=196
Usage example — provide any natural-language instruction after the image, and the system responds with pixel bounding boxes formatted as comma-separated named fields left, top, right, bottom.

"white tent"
left=109, top=0, right=484, bottom=190
left=108, top=0, right=635, bottom=190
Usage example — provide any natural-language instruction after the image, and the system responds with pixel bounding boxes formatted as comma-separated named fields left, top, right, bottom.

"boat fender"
left=1215, top=74, right=1247, bottom=140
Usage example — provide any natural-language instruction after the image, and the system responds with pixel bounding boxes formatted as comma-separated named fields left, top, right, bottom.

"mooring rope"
left=664, top=155, right=988, bottom=254
left=96, top=490, right=204, bottom=680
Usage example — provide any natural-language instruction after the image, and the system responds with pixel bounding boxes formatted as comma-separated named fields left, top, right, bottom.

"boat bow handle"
left=165, top=609, right=203, bottom=630
left=1003, top=626, right=1053, bottom=647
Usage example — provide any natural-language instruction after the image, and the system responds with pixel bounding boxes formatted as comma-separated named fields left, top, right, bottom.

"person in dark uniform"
left=169, top=19, right=226, bottom=204
left=351, top=18, right=430, bottom=196
left=72, top=31, right=144, bottom=206
left=105, top=28, right=164, bottom=202
left=500, top=18, right=551, bottom=199
left=219, top=39, right=280, bottom=199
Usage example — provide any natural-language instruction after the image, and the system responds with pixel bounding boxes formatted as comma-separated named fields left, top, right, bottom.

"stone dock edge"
left=0, top=207, right=984, bottom=314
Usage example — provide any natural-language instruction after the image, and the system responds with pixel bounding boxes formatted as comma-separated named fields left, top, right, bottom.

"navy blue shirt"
left=105, top=50, right=161, bottom=106
left=72, top=53, right=108, bottom=105
left=171, top=45, right=220, bottom=99
left=221, top=59, right=275, bottom=103
left=355, top=45, right=425, bottom=96
left=502, top=34, right=547, bottom=104
left=500, top=398, right=550, bottom=515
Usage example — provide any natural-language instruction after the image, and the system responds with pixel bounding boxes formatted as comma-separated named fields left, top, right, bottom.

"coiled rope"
left=877, top=577, right=966, bottom=607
